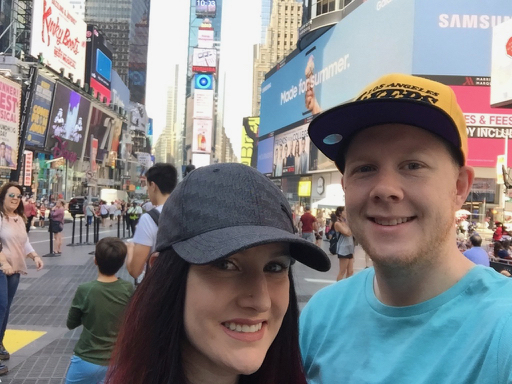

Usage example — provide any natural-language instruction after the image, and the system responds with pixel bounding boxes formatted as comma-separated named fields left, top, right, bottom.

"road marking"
left=305, top=278, right=336, bottom=285
left=30, top=229, right=120, bottom=244
left=4, top=330, right=46, bottom=353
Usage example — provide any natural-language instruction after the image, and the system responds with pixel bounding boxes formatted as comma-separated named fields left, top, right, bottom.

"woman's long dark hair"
left=105, top=248, right=307, bottom=384
left=0, top=182, right=26, bottom=222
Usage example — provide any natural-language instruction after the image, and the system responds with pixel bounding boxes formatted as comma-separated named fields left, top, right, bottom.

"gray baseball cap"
left=155, top=163, right=330, bottom=272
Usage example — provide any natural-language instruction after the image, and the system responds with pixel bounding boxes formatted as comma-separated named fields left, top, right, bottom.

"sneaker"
left=0, top=344, right=9, bottom=360
left=0, top=363, right=7, bottom=375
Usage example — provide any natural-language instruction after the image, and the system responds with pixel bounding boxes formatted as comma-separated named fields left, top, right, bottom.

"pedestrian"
left=126, top=202, right=142, bottom=235
left=301, top=73, right=512, bottom=382
left=64, top=237, right=133, bottom=384
left=99, top=201, right=108, bottom=228
left=0, top=182, right=43, bottom=376
left=24, top=198, right=37, bottom=233
left=298, top=205, right=317, bottom=243
left=107, top=201, right=116, bottom=227
left=50, top=200, right=65, bottom=254
left=183, top=159, right=195, bottom=177
left=334, top=206, right=354, bottom=281
left=493, top=222, right=503, bottom=242
left=105, top=163, right=330, bottom=384
left=38, top=203, right=46, bottom=228
left=315, top=209, right=325, bottom=246
left=126, top=163, right=178, bottom=280
left=463, top=234, right=490, bottom=267
left=85, top=202, right=94, bottom=227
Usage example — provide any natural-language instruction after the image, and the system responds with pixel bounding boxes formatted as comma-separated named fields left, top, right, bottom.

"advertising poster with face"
left=0, top=77, right=21, bottom=170
left=85, top=106, right=116, bottom=164
left=47, top=83, right=91, bottom=162
left=273, top=124, right=310, bottom=177
left=26, top=73, right=55, bottom=147
left=107, top=118, right=123, bottom=166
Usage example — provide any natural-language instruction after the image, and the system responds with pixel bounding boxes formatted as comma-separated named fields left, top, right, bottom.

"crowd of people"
left=2, top=74, right=512, bottom=383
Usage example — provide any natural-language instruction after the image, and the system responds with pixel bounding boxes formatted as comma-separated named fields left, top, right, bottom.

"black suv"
left=68, top=196, right=87, bottom=217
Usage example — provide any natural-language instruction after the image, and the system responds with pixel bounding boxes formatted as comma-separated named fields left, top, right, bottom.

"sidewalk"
left=2, top=225, right=130, bottom=384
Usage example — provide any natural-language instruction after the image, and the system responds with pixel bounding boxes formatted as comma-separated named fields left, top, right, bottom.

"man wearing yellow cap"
left=300, top=74, right=512, bottom=383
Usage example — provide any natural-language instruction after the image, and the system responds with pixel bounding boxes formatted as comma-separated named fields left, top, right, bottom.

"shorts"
left=109, top=214, right=114, bottom=220
left=101, top=214, right=108, bottom=219
left=39, top=216, right=45, bottom=221
left=337, top=253, right=354, bottom=259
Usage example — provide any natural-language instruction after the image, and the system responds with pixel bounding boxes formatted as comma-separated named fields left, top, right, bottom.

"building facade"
left=252, top=0, right=302, bottom=116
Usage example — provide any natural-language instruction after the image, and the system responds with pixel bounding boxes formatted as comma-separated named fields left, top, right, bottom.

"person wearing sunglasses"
left=0, top=182, right=43, bottom=375
left=105, top=163, right=330, bottom=384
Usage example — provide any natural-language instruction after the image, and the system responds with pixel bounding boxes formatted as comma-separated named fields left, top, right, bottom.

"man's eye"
left=405, top=162, right=422, bottom=170
left=356, top=165, right=375, bottom=173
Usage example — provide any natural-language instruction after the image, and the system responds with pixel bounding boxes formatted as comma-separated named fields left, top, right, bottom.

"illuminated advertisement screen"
left=26, top=73, right=55, bottom=148
left=491, top=18, right=512, bottom=107
left=192, top=48, right=217, bottom=73
left=194, top=89, right=214, bottom=119
left=273, top=124, right=311, bottom=177
left=257, top=137, right=274, bottom=176
left=196, top=0, right=216, bottom=17
left=85, top=106, right=116, bottom=163
left=192, top=119, right=213, bottom=154
left=420, top=75, right=512, bottom=168
left=241, top=117, right=259, bottom=168
left=0, top=77, right=21, bottom=170
left=30, top=0, right=87, bottom=83
left=86, top=25, right=113, bottom=104
left=260, top=0, right=415, bottom=136
left=47, top=83, right=91, bottom=161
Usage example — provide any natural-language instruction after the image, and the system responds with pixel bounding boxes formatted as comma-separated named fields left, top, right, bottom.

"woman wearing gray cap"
left=105, top=163, right=330, bottom=384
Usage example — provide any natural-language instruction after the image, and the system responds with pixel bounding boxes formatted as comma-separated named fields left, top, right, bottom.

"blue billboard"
left=111, top=70, right=131, bottom=111
left=260, top=0, right=415, bottom=136
left=26, top=73, right=55, bottom=147
left=412, top=0, right=512, bottom=76
left=256, top=136, right=274, bottom=175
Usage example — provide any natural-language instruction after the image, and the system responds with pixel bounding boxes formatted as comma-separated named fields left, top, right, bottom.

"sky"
left=146, top=0, right=262, bottom=160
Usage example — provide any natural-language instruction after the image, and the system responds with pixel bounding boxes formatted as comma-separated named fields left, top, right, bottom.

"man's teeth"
left=375, top=217, right=411, bottom=226
left=223, top=322, right=263, bottom=333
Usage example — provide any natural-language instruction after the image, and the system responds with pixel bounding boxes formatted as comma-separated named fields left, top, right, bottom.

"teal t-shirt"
left=300, top=266, right=512, bottom=384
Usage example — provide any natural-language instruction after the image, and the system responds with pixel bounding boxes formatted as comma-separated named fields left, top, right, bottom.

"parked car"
left=68, top=196, right=99, bottom=217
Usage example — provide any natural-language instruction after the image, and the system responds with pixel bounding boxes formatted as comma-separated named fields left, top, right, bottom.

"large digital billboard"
left=47, top=83, right=91, bottom=164
left=421, top=74, right=512, bottom=168
left=412, top=0, right=512, bottom=77
left=30, top=0, right=87, bottom=84
left=193, top=89, right=214, bottom=118
left=0, top=77, right=21, bottom=170
left=84, top=106, right=117, bottom=164
left=259, top=0, right=415, bottom=136
left=192, top=119, right=212, bottom=154
left=26, top=73, right=55, bottom=148
left=241, top=117, right=259, bottom=168
left=491, top=18, right=512, bottom=107
left=111, top=70, right=131, bottom=111
left=86, top=25, right=113, bottom=104
left=129, top=102, right=148, bottom=133
left=192, top=48, right=217, bottom=73
left=196, top=0, right=216, bottom=18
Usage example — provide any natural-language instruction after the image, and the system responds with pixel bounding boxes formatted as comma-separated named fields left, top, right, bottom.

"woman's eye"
left=214, top=260, right=238, bottom=271
left=264, top=262, right=290, bottom=273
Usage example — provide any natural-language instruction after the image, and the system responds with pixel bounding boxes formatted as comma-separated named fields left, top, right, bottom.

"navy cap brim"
left=172, top=225, right=331, bottom=272
left=308, top=98, right=462, bottom=171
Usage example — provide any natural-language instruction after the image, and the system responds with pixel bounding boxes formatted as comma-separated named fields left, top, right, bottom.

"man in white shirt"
left=108, top=201, right=117, bottom=227
left=126, top=163, right=178, bottom=279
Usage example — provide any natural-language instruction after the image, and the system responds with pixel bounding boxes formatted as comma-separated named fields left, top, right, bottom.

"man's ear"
left=455, top=166, right=475, bottom=208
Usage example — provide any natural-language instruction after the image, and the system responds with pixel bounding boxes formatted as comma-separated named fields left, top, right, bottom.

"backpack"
left=328, top=229, right=339, bottom=255
left=147, top=208, right=160, bottom=225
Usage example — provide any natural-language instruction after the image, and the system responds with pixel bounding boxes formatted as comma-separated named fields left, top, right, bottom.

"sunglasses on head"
left=8, top=193, right=22, bottom=199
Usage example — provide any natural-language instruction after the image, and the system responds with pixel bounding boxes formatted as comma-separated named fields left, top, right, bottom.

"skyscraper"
left=252, top=0, right=302, bottom=116
left=85, top=0, right=150, bottom=103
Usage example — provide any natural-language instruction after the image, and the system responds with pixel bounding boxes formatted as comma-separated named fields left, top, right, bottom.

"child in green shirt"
left=65, top=237, right=133, bottom=384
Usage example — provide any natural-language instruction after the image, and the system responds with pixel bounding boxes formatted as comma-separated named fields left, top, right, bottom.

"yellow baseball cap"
left=308, top=73, right=468, bottom=171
